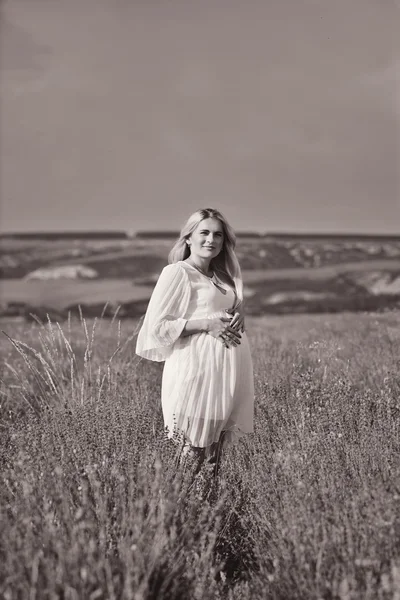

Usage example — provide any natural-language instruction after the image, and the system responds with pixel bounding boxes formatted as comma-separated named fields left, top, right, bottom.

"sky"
left=1, top=0, right=399, bottom=235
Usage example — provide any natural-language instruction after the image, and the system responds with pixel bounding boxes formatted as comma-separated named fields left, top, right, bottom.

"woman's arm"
left=135, top=263, right=191, bottom=361
left=180, top=319, right=209, bottom=337
left=180, top=316, right=242, bottom=348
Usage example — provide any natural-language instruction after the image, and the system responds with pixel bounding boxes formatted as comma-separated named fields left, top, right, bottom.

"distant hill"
left=1, top=233, right=400, bottom=319
left=0, top=231, right=129, bottom=240
left=1, top=230, right=399, bottom=242
left=262, top=233, right=400, bottom=242
left=1, top=235, right=400, bottom=279
left=0, top=230, right=261, bottom=240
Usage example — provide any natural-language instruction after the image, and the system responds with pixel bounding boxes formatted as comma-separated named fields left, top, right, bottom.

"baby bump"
left=170, top=331, right=224, bottom=372
left=167, top=327, right=249, bottom=378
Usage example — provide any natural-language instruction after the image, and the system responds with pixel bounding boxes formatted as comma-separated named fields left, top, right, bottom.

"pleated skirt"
left=161, top=331, right=254, bottom=447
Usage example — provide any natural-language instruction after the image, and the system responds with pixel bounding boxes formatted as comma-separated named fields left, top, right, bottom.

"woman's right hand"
left=205, top=316, right=242, bottom=348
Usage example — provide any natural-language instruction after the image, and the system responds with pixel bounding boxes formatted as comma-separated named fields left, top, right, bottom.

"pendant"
left=187, top=260, right=227, bottom=294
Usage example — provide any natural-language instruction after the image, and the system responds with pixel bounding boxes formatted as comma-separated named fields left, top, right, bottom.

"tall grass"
left=1, top=311, right=399, bottom=599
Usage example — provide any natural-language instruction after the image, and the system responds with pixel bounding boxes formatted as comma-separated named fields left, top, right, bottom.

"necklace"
left=185, top=261, right=227, bottom=295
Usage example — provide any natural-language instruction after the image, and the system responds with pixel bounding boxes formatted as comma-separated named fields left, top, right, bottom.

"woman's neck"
left=187, top=256, right=213, bottom=275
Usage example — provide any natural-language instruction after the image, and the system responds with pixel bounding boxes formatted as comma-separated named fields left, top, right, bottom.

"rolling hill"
left=1, top=234, right=399, bottom=320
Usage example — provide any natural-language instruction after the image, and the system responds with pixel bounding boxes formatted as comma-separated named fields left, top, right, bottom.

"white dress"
left=135, top=260, right=254, bottom=447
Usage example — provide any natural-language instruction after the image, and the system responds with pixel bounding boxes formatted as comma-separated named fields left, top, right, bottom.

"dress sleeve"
left=135, top=263, right=191, bottom=362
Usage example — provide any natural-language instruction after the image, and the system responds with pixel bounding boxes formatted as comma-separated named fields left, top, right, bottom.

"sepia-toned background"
left=1, top=0, right=399, bottom=234
left=0, top=0, right=399, bottom=317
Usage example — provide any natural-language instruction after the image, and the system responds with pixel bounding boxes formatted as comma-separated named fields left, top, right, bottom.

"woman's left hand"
left=227, top=306, right=245, bottom=333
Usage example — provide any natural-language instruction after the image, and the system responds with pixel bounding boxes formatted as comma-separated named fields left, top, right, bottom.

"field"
left=1, top=310, right=399, bottom=599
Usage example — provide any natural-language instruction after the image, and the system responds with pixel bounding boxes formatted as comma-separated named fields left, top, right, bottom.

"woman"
left=135, top=208, right=254, bottom=470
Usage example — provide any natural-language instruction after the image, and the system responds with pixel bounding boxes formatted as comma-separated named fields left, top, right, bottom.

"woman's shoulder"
left=163, top=260, right=193, bottom=273
left=160, top=261, right=191, bottom=280
left=153, top=262, right=191, bottom=296
left=162, top=261, right=186, bottom=272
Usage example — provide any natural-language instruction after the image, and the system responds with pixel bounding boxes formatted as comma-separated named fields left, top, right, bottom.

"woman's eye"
left=199, top=231, right=222, bottom=237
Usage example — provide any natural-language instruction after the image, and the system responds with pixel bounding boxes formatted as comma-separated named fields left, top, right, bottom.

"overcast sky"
left=1, top=0, right=399, bottom=234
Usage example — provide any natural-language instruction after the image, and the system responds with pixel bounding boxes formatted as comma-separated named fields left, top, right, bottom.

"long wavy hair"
left=168, top=208, right=243, bottom=306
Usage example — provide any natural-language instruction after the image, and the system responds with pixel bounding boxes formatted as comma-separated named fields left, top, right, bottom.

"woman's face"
left=188, top=217, right=224, bottom=261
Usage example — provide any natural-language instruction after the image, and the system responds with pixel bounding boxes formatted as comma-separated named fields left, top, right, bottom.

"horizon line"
left=1, top=229, right=399, bottom=240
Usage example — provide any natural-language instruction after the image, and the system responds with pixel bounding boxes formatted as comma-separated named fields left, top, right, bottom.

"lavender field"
left=1, top=310, right=399, bottom=599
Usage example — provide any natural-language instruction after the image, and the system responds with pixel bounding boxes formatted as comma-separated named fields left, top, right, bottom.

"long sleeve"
left=135, top=262, right=191, bottom=362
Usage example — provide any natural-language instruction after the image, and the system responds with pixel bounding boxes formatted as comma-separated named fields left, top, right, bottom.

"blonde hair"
left=168, top=208, right=243, bottom=305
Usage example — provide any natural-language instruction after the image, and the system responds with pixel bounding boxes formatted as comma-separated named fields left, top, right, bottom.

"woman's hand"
left=206, top=316, right=242, bottom=348
left=226, top=305, right=245, bottom=333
